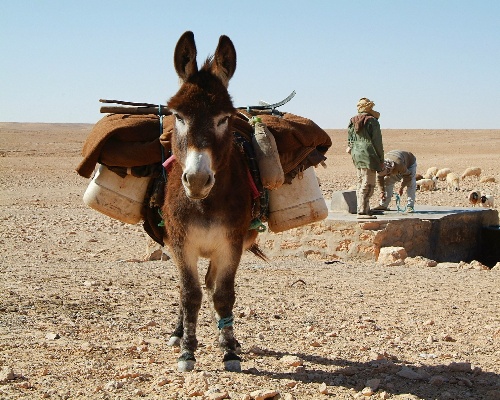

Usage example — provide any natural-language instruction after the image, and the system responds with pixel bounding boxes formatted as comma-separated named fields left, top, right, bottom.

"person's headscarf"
left=378, top=159, right=395, bottom=176
left=357, top=98, right=380, bottom=119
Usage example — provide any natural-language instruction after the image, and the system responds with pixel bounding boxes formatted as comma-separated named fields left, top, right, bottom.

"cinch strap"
left=217, top=315, right=234, bottom=330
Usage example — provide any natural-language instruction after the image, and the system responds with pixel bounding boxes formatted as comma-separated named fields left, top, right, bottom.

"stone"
left=377, top=247, right=407, bottom=266
left=280, top=355, right=303, bottom=367
left=396, top=366, right=423, bottom=380
left=144, top=238, right=170, bottom=261
left=0, top=367, right=15, bottom=383
left=45, top=332, right=60, bottom=340
left=448, top=362, right=471, bottom=372
left=249, top=389, right=279, bottom=400
left=365, top=378, right=380, bottom=391
left=184, top=372, right=209, bottom=397
left=330, top=190, right=357, bottom=214
left=429, top=375, right=446, bottom=386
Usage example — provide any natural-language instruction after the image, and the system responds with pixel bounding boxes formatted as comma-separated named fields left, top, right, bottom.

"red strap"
left=162, top=154, right=176, bottom=173
left=247, top=168, right=260, bottom=199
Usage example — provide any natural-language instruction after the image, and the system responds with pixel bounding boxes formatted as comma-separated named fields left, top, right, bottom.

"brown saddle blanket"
left=75, top=112, right=332, bottom=181
left=75, top=112, right=332, bottom=245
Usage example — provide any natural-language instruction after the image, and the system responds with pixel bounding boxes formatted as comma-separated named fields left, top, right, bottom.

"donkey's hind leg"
left=206, top=259, right=241, bottom=372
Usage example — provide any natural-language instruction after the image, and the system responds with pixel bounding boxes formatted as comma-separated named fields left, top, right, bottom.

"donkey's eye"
left=174, top=113, right=185, bottom=124
left=217, top=116, right=229, bottom=127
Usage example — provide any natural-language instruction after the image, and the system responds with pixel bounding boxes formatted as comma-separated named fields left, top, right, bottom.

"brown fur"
left=161, top=31, right=259, bottom=372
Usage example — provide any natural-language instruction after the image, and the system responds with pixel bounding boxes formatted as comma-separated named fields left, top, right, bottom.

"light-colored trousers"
left=379, top=162, right=417, bottom=209
left=356, top=168, right=376, bottom=214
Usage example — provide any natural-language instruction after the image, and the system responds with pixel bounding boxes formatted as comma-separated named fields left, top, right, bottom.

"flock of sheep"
left=416, top=166, right=496, bottom=208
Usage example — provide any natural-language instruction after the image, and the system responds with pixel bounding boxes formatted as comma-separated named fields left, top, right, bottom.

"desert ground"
left=0, top=122, right=499, bottom=399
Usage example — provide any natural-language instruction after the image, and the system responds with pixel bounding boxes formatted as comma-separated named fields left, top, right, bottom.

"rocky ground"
left=0, top=123, right=499, bottom=399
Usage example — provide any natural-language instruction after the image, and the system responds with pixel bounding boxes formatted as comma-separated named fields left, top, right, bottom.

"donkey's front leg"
left=206, top=259, right=241, bottom=372
left=167, top=310, right=183, bottom=347
left=176, top=264, right=203, bottom=372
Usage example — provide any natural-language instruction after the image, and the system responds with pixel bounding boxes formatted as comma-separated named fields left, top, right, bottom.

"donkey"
left=162, top=31, right=261, bottom=372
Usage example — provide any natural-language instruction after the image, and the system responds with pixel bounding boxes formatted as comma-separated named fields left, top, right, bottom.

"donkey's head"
left=167, top=31, right=237, bottom=200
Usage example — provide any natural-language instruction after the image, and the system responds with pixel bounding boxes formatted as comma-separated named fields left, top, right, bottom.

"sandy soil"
left=0, top=122, right=499, bottom=399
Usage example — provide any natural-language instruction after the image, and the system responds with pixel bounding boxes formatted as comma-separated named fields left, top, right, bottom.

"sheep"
left=423, top=166, right=438, bottom=179
left=461, top=167, right=481, bottom=180
left=415, top=173, right=424, bottom=181
left=468, top=190, right=481, bottom=206
left=480, top=194, right=494, bottom=208
left=416, top=178, right=436, bottom=191
left=479, top=176, right=496, bottom=183
left=436, top=168, right=452, bottom=181
left=446, top=172, right=460, bottom=191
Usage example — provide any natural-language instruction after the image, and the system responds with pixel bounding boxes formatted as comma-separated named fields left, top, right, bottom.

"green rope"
left=395, top=194, right=407, bottom=213
left=249, top=218, right=267, bottom=232
left=157, top=209, right=165, bottom=227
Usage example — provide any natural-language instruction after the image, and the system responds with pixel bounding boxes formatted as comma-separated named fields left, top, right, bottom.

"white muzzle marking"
left=182, top=149, right=215, bottom=199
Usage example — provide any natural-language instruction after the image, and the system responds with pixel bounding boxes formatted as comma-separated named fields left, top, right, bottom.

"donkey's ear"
left=173, top=31, right=198, bottom=82
left=212, top=35, right=236, bottom=87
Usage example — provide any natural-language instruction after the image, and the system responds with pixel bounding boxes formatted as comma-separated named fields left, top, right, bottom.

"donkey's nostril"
left=184, top=171, right=213, bottom=190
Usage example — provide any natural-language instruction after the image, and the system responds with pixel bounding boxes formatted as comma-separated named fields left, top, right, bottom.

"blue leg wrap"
left=217, top=315, right=234, bottom=330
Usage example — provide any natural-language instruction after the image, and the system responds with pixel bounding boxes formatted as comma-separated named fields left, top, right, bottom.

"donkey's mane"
left=200, top=56, right=215, bottom=71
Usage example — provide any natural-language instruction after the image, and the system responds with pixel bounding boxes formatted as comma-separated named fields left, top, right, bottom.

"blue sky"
left=1, top=1, right=499, bottom=128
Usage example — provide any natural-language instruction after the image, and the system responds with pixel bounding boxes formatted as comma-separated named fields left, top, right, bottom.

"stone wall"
left=257, top=209, right=499, bottom=263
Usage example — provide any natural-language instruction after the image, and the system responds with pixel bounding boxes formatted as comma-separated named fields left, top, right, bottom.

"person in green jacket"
left=346, top=98, right=384, bottom=219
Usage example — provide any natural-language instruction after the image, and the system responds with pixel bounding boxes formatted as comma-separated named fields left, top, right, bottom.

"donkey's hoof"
left=177, top=352, right=196, bottom=372
left=167, top=335, right=181, bottom=347
left=223, top=353, right=241, bottom=372
left=178, top=359, right=196, bottom=372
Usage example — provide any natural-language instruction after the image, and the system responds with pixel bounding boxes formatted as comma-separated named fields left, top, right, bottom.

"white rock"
left=206, top=391, right=229, bottom=400
left=377, top=247, right=407, bottom=266
left=250, top=389, right=279, bottom=400
left=45, top=332, right=60, bottom=340
left=470, top=260, right=489, bottom=270
left=104, top=380, right=124, bottom=390
left=0, top=367, right=15, bottom=383
left=318, top=382, right=328, bottom=394
left=280, top=355, right=303, bottom=367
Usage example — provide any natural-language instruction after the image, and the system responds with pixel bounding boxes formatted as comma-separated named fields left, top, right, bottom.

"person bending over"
left=374, top=150, right=417, bottom=213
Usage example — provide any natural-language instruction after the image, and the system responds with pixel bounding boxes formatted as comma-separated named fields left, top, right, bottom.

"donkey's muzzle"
left=181, top=149, right=215, bottom=199
left=182, top=171, right=215, bottom=199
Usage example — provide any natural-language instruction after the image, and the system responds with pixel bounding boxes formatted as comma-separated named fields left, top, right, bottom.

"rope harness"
left=395, top=193, right=407, bottom=213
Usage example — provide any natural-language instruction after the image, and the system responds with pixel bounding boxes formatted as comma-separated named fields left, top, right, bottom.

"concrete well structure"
left=257, top=190, right=499, bottom=264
